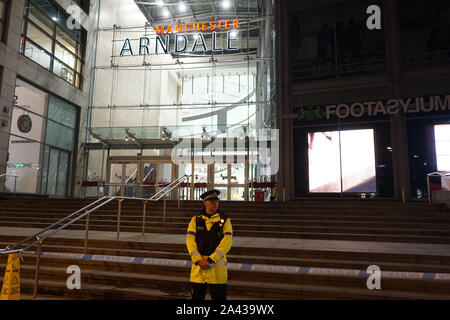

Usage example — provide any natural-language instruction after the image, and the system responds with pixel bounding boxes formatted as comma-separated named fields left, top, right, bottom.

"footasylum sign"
left=119, top=20, right=240, bottom=56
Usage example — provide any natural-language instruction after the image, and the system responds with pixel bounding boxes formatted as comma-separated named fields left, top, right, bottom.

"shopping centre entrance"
left=83, top=154, right=273, bottom=201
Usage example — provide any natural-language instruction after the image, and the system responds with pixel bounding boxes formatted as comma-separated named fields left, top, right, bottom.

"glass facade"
left=5, top=79, right=78, bottom=196
left=20, top=0, right=86, bottom=88
left=291, top=0, right=386, bottom=82
left=88, top=0, right=275, bottom=142
left=398, top=0, right=450, bottom=68
left=83, top=0, right=276, bottom=201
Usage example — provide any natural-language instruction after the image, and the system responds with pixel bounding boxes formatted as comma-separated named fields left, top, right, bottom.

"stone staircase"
left=0, top=198, right=450, bottom=243
left=0, top=197, right=449, bottom=299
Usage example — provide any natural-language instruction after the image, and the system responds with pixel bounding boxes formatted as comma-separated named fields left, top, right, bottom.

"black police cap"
left=200, top=189, right=221, bottom=201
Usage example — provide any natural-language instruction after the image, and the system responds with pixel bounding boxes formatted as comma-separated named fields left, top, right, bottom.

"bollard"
left=116, top=199, right=124, bottom=240
left=427, top=176, right=431, bottom=204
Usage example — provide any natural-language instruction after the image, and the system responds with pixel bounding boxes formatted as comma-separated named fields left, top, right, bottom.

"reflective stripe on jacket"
left=186, top=212, right=233, bottom=284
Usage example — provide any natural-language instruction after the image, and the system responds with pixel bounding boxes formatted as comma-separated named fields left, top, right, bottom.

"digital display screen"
left=434, top=124, right=450, bottom=172
left=308, top=129, right=377, bottom=193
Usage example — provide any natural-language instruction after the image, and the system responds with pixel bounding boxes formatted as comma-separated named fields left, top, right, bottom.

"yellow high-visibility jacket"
left=186, top=212, right=233, bottom=284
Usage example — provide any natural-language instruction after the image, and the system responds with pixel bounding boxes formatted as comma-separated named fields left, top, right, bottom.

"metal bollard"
left=427, top=175, right=431, bottom=204
left=116, top=199, right=124, bottom=240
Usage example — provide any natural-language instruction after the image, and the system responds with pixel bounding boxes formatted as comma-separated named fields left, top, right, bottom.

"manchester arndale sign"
left=119, top=20, right=240, bottom=56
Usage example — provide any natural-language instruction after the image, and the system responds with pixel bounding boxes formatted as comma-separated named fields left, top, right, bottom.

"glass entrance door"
left=107, top=161, right=138, bottom=197
left=42, top=147, right=71, bottom=197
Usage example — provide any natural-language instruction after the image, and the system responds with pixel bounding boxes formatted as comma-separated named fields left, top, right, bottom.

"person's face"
left=204, top=199, right=219, bottom=213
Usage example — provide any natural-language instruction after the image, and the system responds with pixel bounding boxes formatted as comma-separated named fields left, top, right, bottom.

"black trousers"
left=191, top=283, right=227, bottom=300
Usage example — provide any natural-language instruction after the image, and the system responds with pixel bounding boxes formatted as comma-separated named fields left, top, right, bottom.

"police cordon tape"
left=21, top=251, right=450, bottom=281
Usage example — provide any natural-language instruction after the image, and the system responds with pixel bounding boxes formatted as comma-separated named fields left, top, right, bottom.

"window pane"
left=47, top=148, right=59, bottom=195
left=56, top=151, right=69, bottom=196
left=45, top=120, right=75, bottom=151
left=291, top=5, right=335, bottom=81
left=48, top=95, right=77, bottom=128
left=53, top=59, right=75, bottom=85
left=41, top=146, right=50, bottom=194
left=335, top=0, right=386, bottom=76
left=26, top=23, right=53, bottom=52
left=399, top=0, right=450, bottom=67
left=55, top=42, right=76, bottom=68
left=28, top=3, right=55, bottom=36
left=56, top=26, right=77, bottom=54
left=6, top=135, right=43, bottom=194
left=24, top=40, right=51, bottom=69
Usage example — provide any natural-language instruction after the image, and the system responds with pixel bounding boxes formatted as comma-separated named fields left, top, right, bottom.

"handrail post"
left=116, top=199, right=124, bottom=240
left=163, top=194, right=167, bottom=224
left=33, top=241, right=42, bottom=299
left=84, top=210, right=90, bottom=254
left=142, top=201, right=148, bottom=236
left=177, top=186, right=180, bottom=209
left=13, top=176, right=17, bottom=198
left=427, top=175, right=431, bottom=204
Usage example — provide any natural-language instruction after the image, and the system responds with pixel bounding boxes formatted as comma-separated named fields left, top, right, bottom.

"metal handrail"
left=151, top=175, right=190, bottom=201
left=125, top=169, right=138, bottom=184
left=0, top=174, right=19, bottom=178
left=0, top=174, right=191, bottom=256
left=143, top=167, right=155, bottom=181
left=426, top=171, right=450, bottom=204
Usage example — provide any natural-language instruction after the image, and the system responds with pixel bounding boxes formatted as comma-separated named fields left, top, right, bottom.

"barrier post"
left=142, top=201, right=148, bottom=236
left=163, top=195, right=167, bottom=224
left=116, top=199, right=124, bottom=240
left=84, top=210, right=90, bottom=254
left=33, top=242, right=42, bottom=298
left=427, top=175, right=431, bottom=204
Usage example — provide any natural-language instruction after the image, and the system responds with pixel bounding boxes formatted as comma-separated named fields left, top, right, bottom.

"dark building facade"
left=276, top=0, right=450, bottom=201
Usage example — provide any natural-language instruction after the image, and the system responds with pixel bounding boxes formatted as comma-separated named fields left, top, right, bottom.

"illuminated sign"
left=297, top=94, right=450, bottom=121
left=119, top=20, right=240, bottom=56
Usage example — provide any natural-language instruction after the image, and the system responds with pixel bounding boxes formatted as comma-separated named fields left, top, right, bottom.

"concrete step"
left=3, top=261, right=450, bottom=300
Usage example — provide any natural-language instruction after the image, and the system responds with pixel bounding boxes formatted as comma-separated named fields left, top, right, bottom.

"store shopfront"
left=293, top=94, right=450, bottom=199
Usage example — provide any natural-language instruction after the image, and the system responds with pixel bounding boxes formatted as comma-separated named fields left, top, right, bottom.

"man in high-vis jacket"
left=186, top=189, right=233, bottom=300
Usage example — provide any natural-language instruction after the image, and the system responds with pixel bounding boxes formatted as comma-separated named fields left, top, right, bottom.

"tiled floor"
left=1, top=226, right=450, bottom=257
